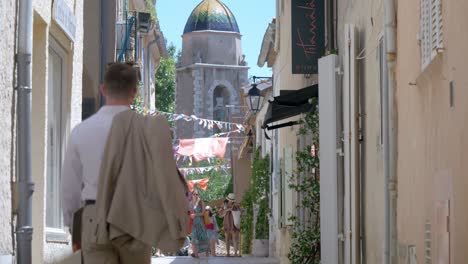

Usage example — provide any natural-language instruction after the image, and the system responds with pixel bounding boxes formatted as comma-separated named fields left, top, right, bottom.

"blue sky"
left=156, top=0, right=275, bottom=78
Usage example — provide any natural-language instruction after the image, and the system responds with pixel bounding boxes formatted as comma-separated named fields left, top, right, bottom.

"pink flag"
left=177, top=137, right=229, bottom=162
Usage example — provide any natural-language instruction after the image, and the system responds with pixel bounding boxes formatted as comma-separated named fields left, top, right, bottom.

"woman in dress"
left=219, top=193, right=242, bottom=257
left=204, top=206, right=219, bottom=256
left=190, top=191, right=209, bottom=258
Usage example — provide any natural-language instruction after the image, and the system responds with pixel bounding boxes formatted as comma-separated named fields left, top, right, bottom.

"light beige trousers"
left=81, top=205, right=152, bottom=264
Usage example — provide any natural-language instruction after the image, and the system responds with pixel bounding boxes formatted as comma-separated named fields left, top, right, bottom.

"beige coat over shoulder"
left=94, top=110, right=189, bottom=252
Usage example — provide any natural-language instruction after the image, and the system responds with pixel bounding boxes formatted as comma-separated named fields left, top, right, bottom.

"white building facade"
left=0, top=0, right=84, bottom=263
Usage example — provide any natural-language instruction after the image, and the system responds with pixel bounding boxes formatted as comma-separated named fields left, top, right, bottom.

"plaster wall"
left=396, top=0, right=468, bottom=262
left=269, top=0, right=386, bottom=262
left=336, top=0, right=386, bottom=263
left=0, top=0, right=17, bottom=257
left=0, top=0, right=99, bottom=262
left=31, top=15, right=48, bottom=263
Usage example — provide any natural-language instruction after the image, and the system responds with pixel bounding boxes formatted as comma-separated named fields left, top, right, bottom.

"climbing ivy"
left=253, top=151, right=270, bottom=240
left=240, top=188, right=254, bottom=254
left=241, top=148, right=270, bottom=254
left=288, top=98, right=320, bottom=264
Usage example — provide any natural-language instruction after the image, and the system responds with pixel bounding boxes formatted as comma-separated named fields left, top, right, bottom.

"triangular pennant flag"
left=197, top=178, right=209, bottom=191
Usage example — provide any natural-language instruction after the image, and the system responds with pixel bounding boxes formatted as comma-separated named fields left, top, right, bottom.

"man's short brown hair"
left=104, top=62, right=138, bottom=98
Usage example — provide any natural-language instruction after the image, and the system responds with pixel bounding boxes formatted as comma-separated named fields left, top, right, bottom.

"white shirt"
left=61, top=106, right=130, bottom=227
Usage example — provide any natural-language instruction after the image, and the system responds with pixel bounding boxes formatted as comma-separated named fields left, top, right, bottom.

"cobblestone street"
left=152, top=256, right=279, bottom=264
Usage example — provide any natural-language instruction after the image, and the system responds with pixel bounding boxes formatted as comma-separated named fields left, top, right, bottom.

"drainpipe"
left=383, top=0, right=397, bottom=263
left=146, top=33, right=160, bottom=111
left=16, top=0, right=34, bottom=263
left=99, top=0, right=109, bottom=106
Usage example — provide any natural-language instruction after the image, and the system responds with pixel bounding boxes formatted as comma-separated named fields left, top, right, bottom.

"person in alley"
left=61, top=62, right=189, bottom=263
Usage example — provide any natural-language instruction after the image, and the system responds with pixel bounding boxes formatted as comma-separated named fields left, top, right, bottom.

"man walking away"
left=61, top=62, right=188, bottom=263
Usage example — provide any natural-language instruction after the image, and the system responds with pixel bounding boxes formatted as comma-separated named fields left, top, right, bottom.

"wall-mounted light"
left=247, top=83, right=263, bottom=113
left=246, top=76, right=271, bottom=114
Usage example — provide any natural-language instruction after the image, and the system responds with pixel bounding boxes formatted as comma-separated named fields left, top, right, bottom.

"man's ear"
left=100, top=84, right=107, bottom=97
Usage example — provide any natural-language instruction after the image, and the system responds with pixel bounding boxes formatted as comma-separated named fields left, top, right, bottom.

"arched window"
left=213, top=86, right=230, bottom=133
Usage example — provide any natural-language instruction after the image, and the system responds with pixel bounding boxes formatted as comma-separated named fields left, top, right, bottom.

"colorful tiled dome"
left=183, top=0, right=240, bottom=34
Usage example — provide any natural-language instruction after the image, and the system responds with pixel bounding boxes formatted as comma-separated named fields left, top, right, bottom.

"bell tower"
left=175, top=0, right=249, bottom=139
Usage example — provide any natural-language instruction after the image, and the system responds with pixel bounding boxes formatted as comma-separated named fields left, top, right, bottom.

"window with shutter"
left=432, top=0, right=444, bottom=52
left=284, top=147, right=295, bottom=226
left=46, top=38, right=69, bottom=243
left=421, top=0, right=443, bottom=69
left=279, top=157, right=284, bottom=227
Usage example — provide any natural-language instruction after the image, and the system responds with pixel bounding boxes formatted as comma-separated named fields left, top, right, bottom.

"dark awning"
left=263, top=84, right=318, bottom=128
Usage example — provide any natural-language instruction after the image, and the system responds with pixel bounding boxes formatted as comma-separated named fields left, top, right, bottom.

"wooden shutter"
left=421, top=0, right=443, bottom=69
left=279, top=157, right=284, bottom=227
left=283, top=147, right=295, bottom=226
left=435, top=200, right=450, bottom=263
left=421, top=0, right=432, bottom=68
left=431, top=0, right=443, bottom=55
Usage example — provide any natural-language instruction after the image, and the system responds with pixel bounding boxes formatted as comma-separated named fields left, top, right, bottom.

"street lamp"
left=247, top=83, right=263, bottom=113
left=246, top=76, right=270, bottom=114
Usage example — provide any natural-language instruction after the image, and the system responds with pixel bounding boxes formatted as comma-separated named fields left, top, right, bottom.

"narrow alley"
left=2, top=0, right=468, bottom=263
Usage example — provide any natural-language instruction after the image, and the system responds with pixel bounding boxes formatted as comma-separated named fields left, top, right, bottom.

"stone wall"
left=175, top=70, right=195, bottom=140
left=175, top=64, right=248, bottom=139
left=176, top=25, right=249, bottom=141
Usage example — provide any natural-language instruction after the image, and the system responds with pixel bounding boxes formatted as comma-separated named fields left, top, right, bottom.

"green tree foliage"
left=155, top=44, right=178, bottom=113
left=185, top=159, right=232, bottom=203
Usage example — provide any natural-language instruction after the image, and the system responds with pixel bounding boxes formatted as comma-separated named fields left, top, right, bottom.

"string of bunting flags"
left=154, top=109, right=245, bottom=131
left=178, top=164, right=231, bottom=177
left=131, top=106, right=246, bottom=132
